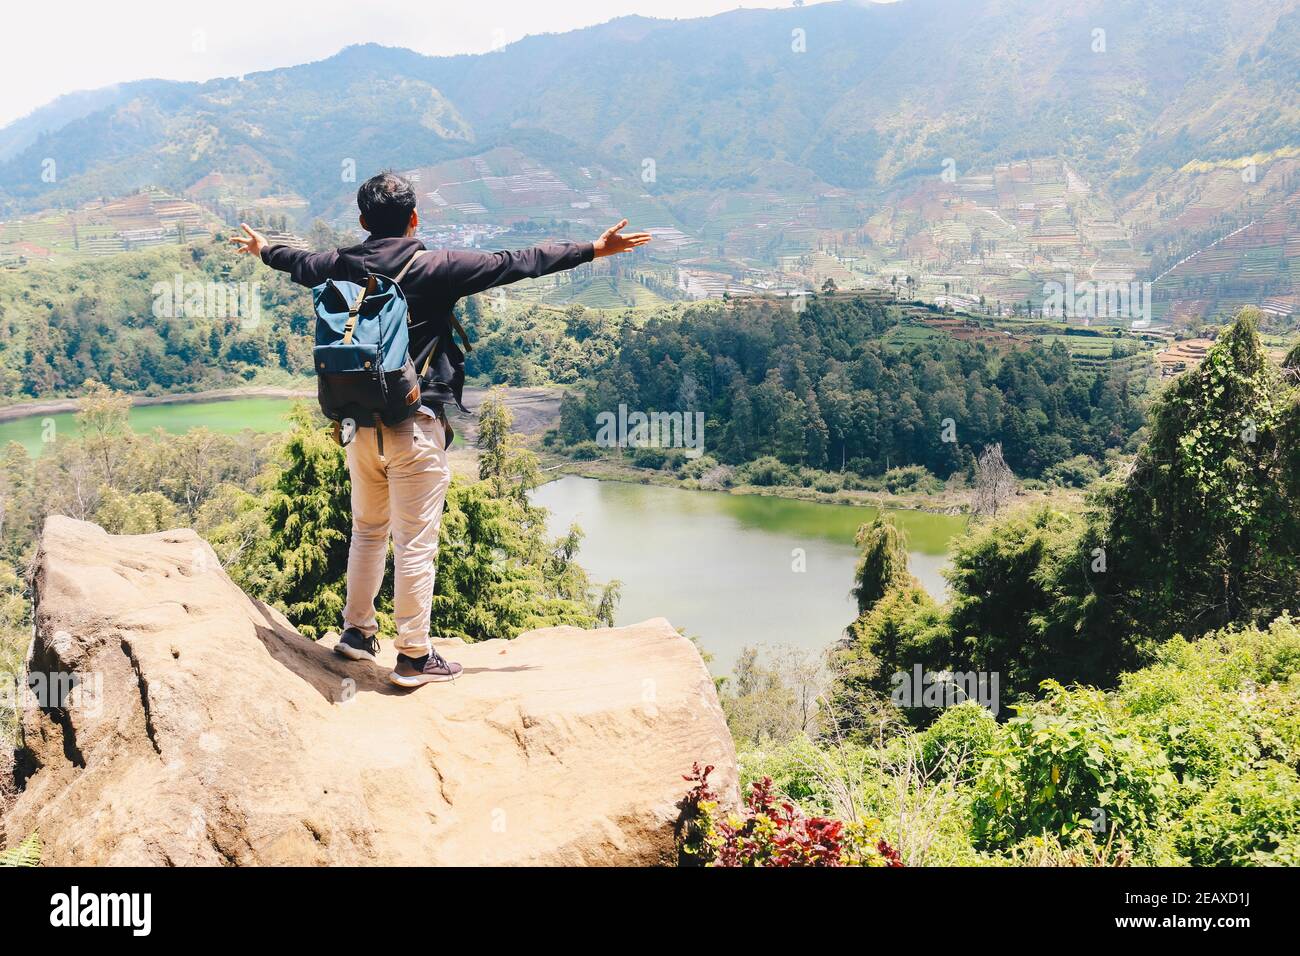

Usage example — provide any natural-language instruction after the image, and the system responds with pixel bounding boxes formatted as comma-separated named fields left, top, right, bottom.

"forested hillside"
left=556, top=295, right=1146, bottom=480
left=0, top=241, right=311, bottom=398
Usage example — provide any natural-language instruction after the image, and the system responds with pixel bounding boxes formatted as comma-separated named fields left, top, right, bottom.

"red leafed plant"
left=677, top=762, right=903, bottom=867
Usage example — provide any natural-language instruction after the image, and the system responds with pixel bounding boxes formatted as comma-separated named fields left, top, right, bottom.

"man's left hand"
left=593, top=219, right=652, bottom=258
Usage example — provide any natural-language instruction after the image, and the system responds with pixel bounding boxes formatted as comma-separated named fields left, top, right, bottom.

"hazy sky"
left=1, top=0, right=849, bottom=128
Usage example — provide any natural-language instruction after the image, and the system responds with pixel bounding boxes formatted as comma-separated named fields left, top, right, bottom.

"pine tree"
left=850, top=514, right=914, bottom=614
left=1095, top=308, right=1300, bottom=642
left=477, top=390, right=539, bottom=497
left=262, top=405, right=352, bottom=638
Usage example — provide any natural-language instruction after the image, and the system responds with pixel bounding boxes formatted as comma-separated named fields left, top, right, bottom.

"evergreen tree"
left=1096, top=308, right=1300, bottom=643
left=850, top=514, right=913, bottom=614
left=478, top=389, right=539, bottom=498
left=262, top=405, right=352, bottom=638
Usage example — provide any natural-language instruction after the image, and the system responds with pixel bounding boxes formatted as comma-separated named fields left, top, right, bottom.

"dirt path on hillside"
left=451, top=386, right=562, bottom=440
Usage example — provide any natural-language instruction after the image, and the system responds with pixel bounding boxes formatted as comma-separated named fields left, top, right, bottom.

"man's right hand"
left=231, top=223, right=269, bottom=258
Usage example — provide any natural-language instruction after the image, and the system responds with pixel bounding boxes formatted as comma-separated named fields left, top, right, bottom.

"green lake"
left=0, top=397, right=303, bottom=454
left=532, top=476, right=964, bottom=673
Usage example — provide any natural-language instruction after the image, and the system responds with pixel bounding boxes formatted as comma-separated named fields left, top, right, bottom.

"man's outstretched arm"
left=440, top=219, right=651, bottom=299
left=231, top=223, right=338, bottom=287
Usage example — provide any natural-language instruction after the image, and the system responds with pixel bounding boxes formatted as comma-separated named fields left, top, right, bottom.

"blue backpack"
left=312, top=250, right=428, bottom=451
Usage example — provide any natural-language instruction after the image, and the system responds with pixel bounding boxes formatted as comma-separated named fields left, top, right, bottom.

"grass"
left=543, top=276, right=673, bottom=309
left=882, top=323, right=948, bottom=349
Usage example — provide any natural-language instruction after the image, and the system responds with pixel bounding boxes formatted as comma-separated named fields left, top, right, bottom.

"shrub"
left=828, top=584, right=951, bottom=735
left=1117, top=619, right=1300, bottom=787
left=970, top=682, right=1177, bottom=854
left=1002, top=830, right=1133, bottom=867
left=1043, top=454, right=1102, bottom=488
left=680, top=455, right=719, bottom=480
left=677, top=763, right=901, bottom=867
left=882, top=464, right=941, bottom=494
left=1178, top=762, right=1300, bottom=866
left=813, top=470, right=845, bottom=493
left=919, top=701, right=1001, bottom=782
left=736, top=456, right=796, bottom=487
left=630, top=445, right=672, bottom=469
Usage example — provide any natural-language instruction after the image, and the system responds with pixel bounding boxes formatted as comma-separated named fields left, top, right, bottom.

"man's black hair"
left=357, top=171, right=417, bottom=238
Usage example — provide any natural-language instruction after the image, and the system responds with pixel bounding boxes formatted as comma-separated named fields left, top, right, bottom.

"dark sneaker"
left=334, top=628, right=380, bottom=663
left=390, top=649, right=463, bottom=687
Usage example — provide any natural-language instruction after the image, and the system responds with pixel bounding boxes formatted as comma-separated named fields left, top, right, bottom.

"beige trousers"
left=342, top=412, right=451, bottom=658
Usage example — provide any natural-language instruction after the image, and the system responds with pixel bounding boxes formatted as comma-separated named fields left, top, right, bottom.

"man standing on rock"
left=233, top=171, right=650, bottom=688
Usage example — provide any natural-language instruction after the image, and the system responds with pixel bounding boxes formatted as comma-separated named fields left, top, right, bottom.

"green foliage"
left=477, top=389, right=539, bottom=494
left=630, top=445, right=685, bottom=471
left=469, top=304, right=631, bottom=389
left=944, top=505, right=1136, bottom=701
left=259, top=406, right=352, bottom=639
left=1178, top=763, right=1300, bottom=866
left=850, top=514, right=913, bottom=614
left=879, top=465, right=942, bottom=494
left=828, top=584, right=950, bottom=735
left=0, top=831, right=41, bottom=867
left=0, top=242, right=314, bottom=399
left=721, top=646, right=827, bottom=748
left=1042, top=454, right=1102, bottom=488
left=734, top=456, right=796, bottom=487
left=919, top=701, right=1001, bottom=783
left=0, top=561, right=31, bottom=746
left=827, top=310, right=1300, bottom=739
left=970, top=681, right=1177, bottom=852
left=759, top=614, right=1300, bottom=867
left=429, top=478, right=600, bottom=641
left=1097, top=309, right=1300, bottom=643
left=95, top=488, right=181, bottom=534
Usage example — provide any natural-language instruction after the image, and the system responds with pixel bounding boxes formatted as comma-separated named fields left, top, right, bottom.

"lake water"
left=0, top=397, right=302, bottom=454
left=0, top=397, right=966, bottom=673
left=532, top=476, right=964, bottom=673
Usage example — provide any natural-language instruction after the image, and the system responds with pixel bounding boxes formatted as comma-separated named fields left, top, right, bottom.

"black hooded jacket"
left=262, top=235, right=594, bottom=412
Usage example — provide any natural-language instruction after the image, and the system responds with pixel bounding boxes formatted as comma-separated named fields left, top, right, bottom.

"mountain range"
left=2, top=0, right=1296, bottom=210
left=0, top=0, right=1296, bottom=322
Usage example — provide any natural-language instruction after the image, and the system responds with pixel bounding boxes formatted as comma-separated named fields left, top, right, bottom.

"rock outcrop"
left=3, top=516, right=737, bottom=865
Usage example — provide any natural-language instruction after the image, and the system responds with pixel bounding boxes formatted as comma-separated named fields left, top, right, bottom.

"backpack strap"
left=449, top=313, right=473, bottom=353
left=341, top=251, right=421, bottom=345
left=341, top=276, right=377, bottom=345
left=394, top=249, right=425, bottom=284
left=419, top=337, right=438, bottom=378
